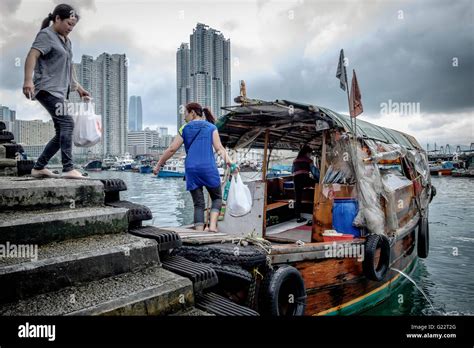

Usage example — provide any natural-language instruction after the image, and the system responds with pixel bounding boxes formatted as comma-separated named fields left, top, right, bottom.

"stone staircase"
left=0, top=176, right=195, bottom=315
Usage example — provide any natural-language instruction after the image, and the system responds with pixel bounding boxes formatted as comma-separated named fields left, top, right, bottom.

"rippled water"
left=88, top=171, right=474, bottom=315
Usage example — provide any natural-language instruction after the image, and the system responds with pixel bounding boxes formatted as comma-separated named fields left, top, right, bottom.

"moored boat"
left=156, top=96, right=435, bottom=316
left=83, top=159, right=102, bottom=172
left=112, top=153, right=135, bottom=171
left=157, top=160, right=185, bottom=178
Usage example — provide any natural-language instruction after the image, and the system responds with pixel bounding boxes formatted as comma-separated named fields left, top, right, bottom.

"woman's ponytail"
left=202, top=107, right=216, bottom=125
left=41, top=13, right=53, bottom=30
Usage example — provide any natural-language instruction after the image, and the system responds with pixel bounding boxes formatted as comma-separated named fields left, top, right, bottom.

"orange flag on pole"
left=349, top=69, right=363, bottom=118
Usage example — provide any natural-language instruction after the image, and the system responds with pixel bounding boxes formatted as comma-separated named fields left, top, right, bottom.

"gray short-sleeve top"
left=31, top=26, right=75, bottom=100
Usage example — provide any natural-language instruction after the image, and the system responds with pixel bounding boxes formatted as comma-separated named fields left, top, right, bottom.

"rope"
left=230, top=230, right=273, bottom=255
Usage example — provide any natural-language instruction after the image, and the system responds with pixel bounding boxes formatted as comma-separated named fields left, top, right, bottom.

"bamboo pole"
left=312, top=130, right=327, bottom=242
left=262, top=129, right=270, bottom=237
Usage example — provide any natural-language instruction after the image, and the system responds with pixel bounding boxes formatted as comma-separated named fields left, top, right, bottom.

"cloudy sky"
left=0, top=0, right=472, bottom=148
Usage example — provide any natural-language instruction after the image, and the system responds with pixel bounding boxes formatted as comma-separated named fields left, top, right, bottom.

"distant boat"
left=112, top=153, right=135, bottom=171
left=158, top=160, right=185, bottom=178
left=83, top=160, right=102, bottom=172
left=429, top=161, right=454, bottom=176
left=140, top=164, right=152, bottom=174
left=267, top=164, right=292, bottom=178
left=102, top=157, right=115, bottom=170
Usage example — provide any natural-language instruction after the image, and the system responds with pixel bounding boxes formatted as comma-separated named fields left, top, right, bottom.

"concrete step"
left=0, top=233, right=160, bottom=303
left=0, top=206, right=128, bottom=245
left=0, top=266, right=194, bottom=316
left=0, top=177, right=105, bottom=212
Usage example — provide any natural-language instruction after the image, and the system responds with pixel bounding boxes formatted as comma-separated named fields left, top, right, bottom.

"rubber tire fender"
left=417, top=216, right=429, bottom=259
left=362, top=234, right=391, bottom=281
left=258, top=265, right=306, bottom=316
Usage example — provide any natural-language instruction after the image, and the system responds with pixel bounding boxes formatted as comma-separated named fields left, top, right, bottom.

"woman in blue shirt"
left=153, top=103, right=234, bottom=232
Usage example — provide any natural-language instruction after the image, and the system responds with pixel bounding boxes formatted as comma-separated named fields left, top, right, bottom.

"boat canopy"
left=217, top=99, right=422, bottom=151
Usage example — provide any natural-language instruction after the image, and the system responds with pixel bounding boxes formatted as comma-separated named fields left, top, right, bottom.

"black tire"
left=100, top=178, right=127, bottom=203
left=175, top=243, right=267, bottom=269
left=3, top=143, right=24, bottom=159
left=258, top=265, right=306, bottom=316
left=106, top=200, right=152, bottom=228
left=429, top=185, right=436, bottom=203
left=207, top=263, right=253, bottom=290
left=417, top=216, right=429, bottom=258
left=0, top=131, right=14, bottom=143
left=0, top=121, right=5, bottom=131
left=362, top=234, right=390, bottom=281
left=17, top=160, right=34, bottom=176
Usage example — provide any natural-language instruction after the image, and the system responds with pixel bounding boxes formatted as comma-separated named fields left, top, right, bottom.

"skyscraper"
left=129, top=96, right=143, bottom=131
left=159, top=127, right=168, bottom=137
left=0, top=105, right=16, bottom=122
left=176, top=23, right=231, bottom=131
left=71, top=53, right=128, bottom=157
left=176, top=43, right=191, bottom=131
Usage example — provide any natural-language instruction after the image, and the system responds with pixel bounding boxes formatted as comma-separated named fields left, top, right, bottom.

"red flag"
left=349, top=69, right=363, bottom=117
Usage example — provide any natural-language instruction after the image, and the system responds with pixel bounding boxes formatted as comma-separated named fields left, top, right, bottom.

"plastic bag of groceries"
left=227, top=173, right=253, bottom=217
left=72, top=101, right=102, bottom=147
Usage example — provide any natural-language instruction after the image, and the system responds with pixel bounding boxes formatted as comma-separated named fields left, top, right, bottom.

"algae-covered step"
left=0, top=206, right=129, bottom=245
left=0, top=233, right=160, bottom=304
left=0, top=266, right=193, bottom=316
left=0, top=176, right=105, bottom=211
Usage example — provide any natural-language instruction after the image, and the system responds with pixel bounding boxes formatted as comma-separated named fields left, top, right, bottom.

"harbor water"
left=88, top=171, right=474, bottom=315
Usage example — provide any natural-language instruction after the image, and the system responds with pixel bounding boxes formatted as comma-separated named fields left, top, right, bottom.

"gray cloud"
left=245, top=0, right=473, bottom=117
left=52, top=0, right=97, bottom=13
left=0, top=0, right=22, bottom=14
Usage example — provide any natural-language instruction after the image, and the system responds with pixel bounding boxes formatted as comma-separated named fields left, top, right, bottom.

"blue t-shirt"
left=180, top=120, right=220, bottom=191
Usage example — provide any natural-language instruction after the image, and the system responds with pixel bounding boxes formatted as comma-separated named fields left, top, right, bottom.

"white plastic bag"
left=227, top=173, right=253, bottom=217
left=72, top=102, right=102, bottom=147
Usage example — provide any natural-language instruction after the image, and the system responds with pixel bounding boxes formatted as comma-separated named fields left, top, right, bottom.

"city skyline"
left=0, top=0, right=472, bottom=146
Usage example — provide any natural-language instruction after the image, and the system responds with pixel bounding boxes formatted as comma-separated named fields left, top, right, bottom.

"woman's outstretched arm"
left=153, top=135, right=184, bottom=175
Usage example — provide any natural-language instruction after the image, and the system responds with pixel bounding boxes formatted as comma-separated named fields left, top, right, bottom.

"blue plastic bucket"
left=332, top=199, right=360, bottom=237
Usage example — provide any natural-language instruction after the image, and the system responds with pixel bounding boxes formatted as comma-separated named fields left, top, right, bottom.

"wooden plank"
left=297, top=258, right=364, bottom=290
left=266, top=201, right=289, bottom=211
left=270, top=239, right=364, bottom=254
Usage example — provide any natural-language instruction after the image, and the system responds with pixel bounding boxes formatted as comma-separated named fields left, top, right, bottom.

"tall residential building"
left=176, top=23, right=231, bottom=131
left=0, top=105, right=16, bottom=122
left=176, top=43, right=191, bottom=130
left=13, top=119, right=55, bottom=145
left=129, top=96, right=143, bottom=131
left=0, top=105, right=16, bottom=132
left=71, top=53, right=128, bottom=157
left=159, top=127, right=168, bottom=137
left=127, top=128, right=160, bottom=156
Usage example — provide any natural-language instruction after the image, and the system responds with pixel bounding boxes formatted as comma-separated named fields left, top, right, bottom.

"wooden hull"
left=298, top=228, right=417, bottom=315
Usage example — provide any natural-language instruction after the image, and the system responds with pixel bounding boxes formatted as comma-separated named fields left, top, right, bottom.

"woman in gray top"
left=23, top=4, right=90, bottom=179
